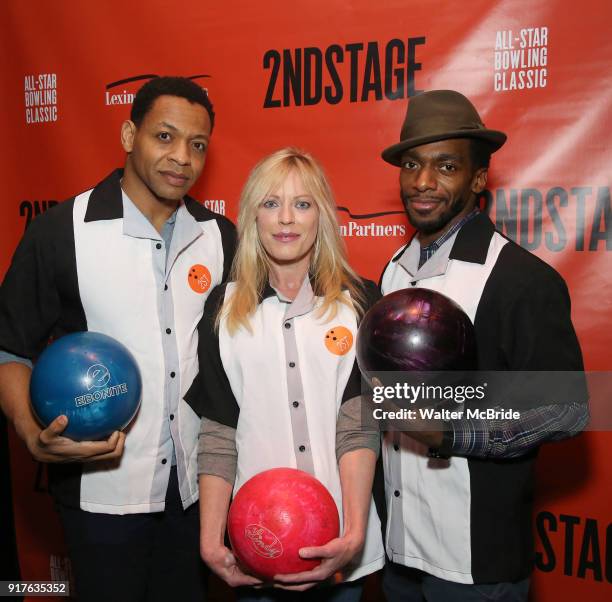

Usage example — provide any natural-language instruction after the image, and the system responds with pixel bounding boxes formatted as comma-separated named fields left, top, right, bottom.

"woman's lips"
left=273, top=233, right=300, bottom=242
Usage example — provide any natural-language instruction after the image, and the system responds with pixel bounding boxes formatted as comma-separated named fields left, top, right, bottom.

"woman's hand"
left=272, top=531, right=364, bottom=591
left=201, top=542, right=263, bottom=588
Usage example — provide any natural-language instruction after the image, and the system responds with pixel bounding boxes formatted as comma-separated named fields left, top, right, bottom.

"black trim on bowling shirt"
left=184, top=283, right=237, bottom=427
left=342, top=279, right=381, bottom=402
left=448, top=212, right=495, bottom=264
left=0, top=198, right=84, bottom=359
left=84, top=170, right=124, bottom=222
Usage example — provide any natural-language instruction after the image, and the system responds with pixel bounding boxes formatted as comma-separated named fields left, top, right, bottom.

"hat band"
left=401, top=117, right=485, bottom=140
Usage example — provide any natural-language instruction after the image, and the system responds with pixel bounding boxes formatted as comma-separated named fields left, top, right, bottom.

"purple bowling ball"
left=357, top=288, right=476, bottom=377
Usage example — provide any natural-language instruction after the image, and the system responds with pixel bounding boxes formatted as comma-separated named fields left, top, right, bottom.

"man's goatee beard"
left=402, top=193, right=467, bottom=235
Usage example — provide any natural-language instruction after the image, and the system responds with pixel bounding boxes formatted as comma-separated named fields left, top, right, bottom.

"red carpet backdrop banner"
left=0, top=0, right=610, bottom=600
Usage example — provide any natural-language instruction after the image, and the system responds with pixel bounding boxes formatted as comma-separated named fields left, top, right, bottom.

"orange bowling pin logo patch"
left=188, top=264, right=212, bottom=293
left=324, top=326, right=353, bottom=356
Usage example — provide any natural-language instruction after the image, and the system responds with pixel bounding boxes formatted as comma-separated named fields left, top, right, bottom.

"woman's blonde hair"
left=221, top=147, right=365, bottom=334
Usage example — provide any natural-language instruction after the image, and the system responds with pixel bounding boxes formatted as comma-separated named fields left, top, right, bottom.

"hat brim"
left=381, top=129, right=507, bottom=166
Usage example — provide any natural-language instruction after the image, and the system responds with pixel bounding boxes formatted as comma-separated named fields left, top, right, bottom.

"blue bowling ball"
left=30, top=331, right=142, bottom=441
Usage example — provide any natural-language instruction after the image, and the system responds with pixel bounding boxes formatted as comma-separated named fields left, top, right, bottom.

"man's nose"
left=169, top=140, right=190, bottom=166
left=414, top=166, right=437, bottom=191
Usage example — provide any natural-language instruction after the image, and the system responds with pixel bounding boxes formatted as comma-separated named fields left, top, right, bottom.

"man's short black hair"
left=469, top=138, right=493, bottom=169
left=130, top=76, right=215, bottom=131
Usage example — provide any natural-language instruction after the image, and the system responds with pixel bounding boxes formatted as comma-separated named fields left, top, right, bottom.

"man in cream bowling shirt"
left=377, top=90, right=588, bottom=602
left=0, top=76, right=235, bottom=601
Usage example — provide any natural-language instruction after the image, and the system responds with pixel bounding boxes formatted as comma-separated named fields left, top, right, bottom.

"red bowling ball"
left=227, top=468, right=340, bottom=580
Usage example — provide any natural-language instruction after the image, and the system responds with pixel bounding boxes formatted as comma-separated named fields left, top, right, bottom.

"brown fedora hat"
left=381, top=90, right=507, bottom=166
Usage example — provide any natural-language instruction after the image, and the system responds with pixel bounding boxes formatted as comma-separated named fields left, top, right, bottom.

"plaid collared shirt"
left=450, top=402, right=589, bottom=458
left=418, top=209, right=480, bottom=269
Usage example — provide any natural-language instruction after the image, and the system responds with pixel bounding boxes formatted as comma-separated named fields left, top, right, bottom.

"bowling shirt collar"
left=84, top=169, right=124, bottom=221
left=118, top=190, right=204, bottom=265
left=260, top=275, right=316, bottom=319
left=449, top=212, right=495, bottom=263
left=120, top=189, right=168, bottom=240
left=394, top=212, right=495, bottom=279
left=95, top=178, right=203, bottom=258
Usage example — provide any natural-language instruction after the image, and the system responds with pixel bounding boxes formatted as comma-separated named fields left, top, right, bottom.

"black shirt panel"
left=218, top=219, right=237, bottom=283
left=0, top=198, right=86, bottom=359
left=47, top=464, right=83, bottom=509
left=469, top=239, right=586, bottom=583
left=341, top=278, right=382, bottom=403
left=474, top=241, right=584, bottom=372
left=184, top=283, right=239, bottom=427
left=361, top=277, right=383, bottom=309
left=377, top=258, right=393, bottom=289
left=449, top=212, right=495, bottom=264
left=83, top=170, right=123, bottom=221
left=1, top=199, right=86, bottom=508
left=468, top=452, right=538, bottom=583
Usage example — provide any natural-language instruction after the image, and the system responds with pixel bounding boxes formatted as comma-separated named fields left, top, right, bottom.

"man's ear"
left=472, top=167, right=488, bottom=194
left=121, top=120, right=136, bottom=153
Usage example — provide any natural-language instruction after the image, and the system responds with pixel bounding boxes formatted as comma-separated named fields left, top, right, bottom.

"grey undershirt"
left=197, top=395, right=380, bottom=484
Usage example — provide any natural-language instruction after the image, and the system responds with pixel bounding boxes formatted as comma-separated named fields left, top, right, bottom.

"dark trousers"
left=58, top=467, right=207, bottom=602
left=236, top=577, right=364, bottom=602
left=383, top=562, right=530, bottom=602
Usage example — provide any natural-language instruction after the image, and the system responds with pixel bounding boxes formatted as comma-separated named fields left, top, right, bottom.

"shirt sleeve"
left=183, top=284, right=240, bottom=428
left=446, top=402, right=590, bottom=458
left=197, top=417, right=238, bottom=485
left=444, top=263, right=588, bottom=458
left=0, top=350, right=32, bottom=368
left=0, top=212, right=63, bottom=358
left=336, top=279, right=382, bottom=458
left=336, top=395, right=380, bottom=460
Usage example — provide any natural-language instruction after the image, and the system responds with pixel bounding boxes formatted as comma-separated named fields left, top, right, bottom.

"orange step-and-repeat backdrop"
left=1, top=1, right=610, bottom=600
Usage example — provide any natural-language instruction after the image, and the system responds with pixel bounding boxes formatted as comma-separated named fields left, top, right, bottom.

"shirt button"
left=299, top=445, right=306, bottom=452
left=393, top=444, right=400, bottom=451
left=289, top=362, right=295, bottom=368
left=156, top=243, right=162, bottom=250
left=170, top=371, right=176, bottom=378
left=292, top=401, right=299, bottom=408
left=164, top=284, right=168, bottom=291
left=170, top=414, right=175, bottom=420
left=284, top=322, right=291, bottom=329
left=394, top=490, right=401, bottom=497
left=166, top=328, right=172, bottom=334
left=161, top=459, right=167, bottom=465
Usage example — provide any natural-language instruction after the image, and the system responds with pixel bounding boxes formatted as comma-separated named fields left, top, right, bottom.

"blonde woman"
left=186, top=148, right=384, bottom=601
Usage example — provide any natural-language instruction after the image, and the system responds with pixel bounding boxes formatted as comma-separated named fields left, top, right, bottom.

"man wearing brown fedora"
left=377, top=90, right=588, bottom=601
